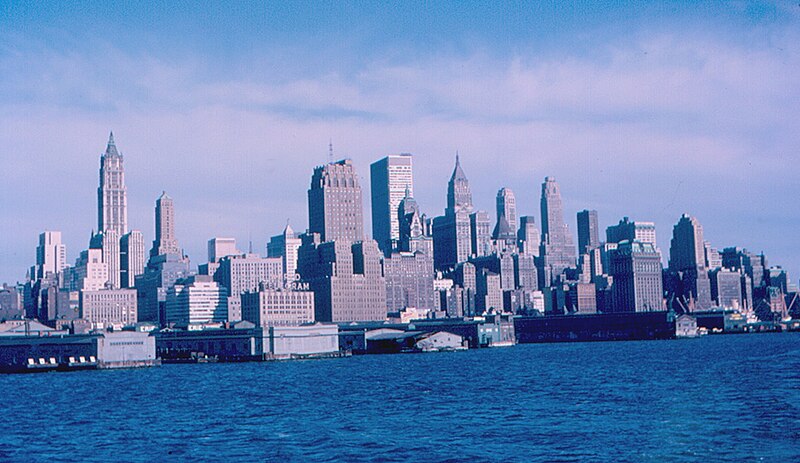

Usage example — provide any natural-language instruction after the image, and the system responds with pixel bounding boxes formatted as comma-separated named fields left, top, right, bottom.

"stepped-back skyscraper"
left=97, top=132, right=128, bottom=237
left=308, top=159, right=364, bottom=243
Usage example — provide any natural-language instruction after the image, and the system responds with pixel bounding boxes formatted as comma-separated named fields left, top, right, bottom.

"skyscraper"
left=433, top=155, right=475, bottom=270
left=397, top=188, right=433, bottom=256
left=539, top=177, right=577, bottom=285
left=667, top=214, right=712, bottom=310
left=97, top=132, right=127, bottom=237
left=120, top=230, right=145, bottom=288
left=495, top=188, right=518, bottom=235
left=609, top=241, right=664, bottom=312
left=308, top=159, right=364, bottom=243
left=35, top=231, right=67, bottom=279
left=299, top=158, right=387, bottom=322
left=517, top=216, right=540, bottom=257
left=607, top=217, right=657, bottom=246
left=577, top=209, right=600, bottom=254
left=151, top=191, right=181, bottom=258
left=669, top=214, right=706, bottom=272
left=370, top=154, right=413, bottom=254
left=267, top=223, right=302, bottom=278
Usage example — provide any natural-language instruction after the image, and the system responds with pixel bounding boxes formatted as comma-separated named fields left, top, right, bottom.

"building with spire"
left=97, top=132, right=127, bottom=237
left=267, top=222, right=302, bottom=279
left=370, top=154, right=414, bottom=254
left=539, top=177, right=577, bottom=286
left=433, top=154, right=477, bottom=271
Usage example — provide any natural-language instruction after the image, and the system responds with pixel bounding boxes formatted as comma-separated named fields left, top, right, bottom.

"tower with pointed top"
left=370, top=154, right=414, bottom=254
left=98, top=132, right=128, bottom=237
left=433, top=154, right=479, bottom=270
left=267, top=222, right=302, bottom=279
left=446, top=154, right=473, bottom=216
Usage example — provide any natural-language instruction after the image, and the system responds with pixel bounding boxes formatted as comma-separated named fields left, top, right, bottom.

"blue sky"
left=1, top=1, right=799, bottom=283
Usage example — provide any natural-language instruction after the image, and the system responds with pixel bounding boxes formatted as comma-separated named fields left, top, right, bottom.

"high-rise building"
left=476, top=269, right=503, bottom=313
left=135, top=253, right=191, bottom=324
left=370, top=154, right=413, bottom=253
left=267, top=224, right=302, bottom=278
left=577, top=210, right=600, bottom=254
left=299, top=158, right=387, bottom=322
left=120, top=230, right=146, bottom=288
left=208, top=237, right=239, bottom=263
left=298, top=238, right=387, bottom=322
left=446, top=154, right=473, bottom=216
left=667, top=214, right=712, bottom=311
left=609, top=241, right=664, bottom=312
left=710, top=268, right=744, bottom=309
left=606, top=217, right=657, bottom=246
left=35, top=231, right=67, bottom=279
left=97, top=132, right=127, bottom=237
left=151, top=191, right=181, bottom=258
left=539, top=177, right=577, bottom=285
left=433, top=156, right=475, bottom=270
left=384, top=251, right=435, bottom=312
left=214, top=253, right=284, bottom=322
left=308, top=159, right=364, bottom=243
left=495, top=188, right=518, bottom=236
left=80, top=287, right=138, bottom=328
left=470, top=210, right=491, bottom=257
left=397, top=188, right=433, bottom=256
left=165, top=275, right=228, bottom=327
left=517, top=216, right=540, bottom=257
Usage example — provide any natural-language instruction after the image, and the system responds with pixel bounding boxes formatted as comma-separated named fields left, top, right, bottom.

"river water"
left=2, top=333, right=798, bottom=462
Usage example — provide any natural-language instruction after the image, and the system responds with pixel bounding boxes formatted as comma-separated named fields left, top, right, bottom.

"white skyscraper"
left=121, top=230, right=146, bottom=288
left=35, top=231, right=67, bottom=278
left=370, top=154, right=414, bottom=253
left=97, top=132, right=128, bottom=237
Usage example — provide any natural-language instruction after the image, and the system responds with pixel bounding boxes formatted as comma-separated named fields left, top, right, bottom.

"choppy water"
left=2, top=333, right=799, bottom=462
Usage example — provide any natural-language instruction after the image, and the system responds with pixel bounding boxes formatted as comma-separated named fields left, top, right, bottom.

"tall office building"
left=517, top=216, right=540, bottom=257
left=667, top=214, right=712, bottom=310
left=495, top=188, right=518, bottom=235
left=299, top=158, right=387, bottom=322
left=397, top=188, right=433, bottom=256
left=120, top=230, right=146, bottom=288
left=669, top=214, right=706, bottom=272
left=35, top=231, right=67, bottom=279
left=151, top=191, right=181, bottom=258
left=539, top=177, right=577, bottom=285
left=370, top=154, right=413, bottom=253
left=470, top=210, right=492, bottom=257
left=577, top=210, right=600, bottom=254
left=136, top=193, right=190, bottom=325
left=609, top=241, right=664, bottom=312
left=267, top=223, right=302, bottom=278
left=308, top=159, right=364, bottom=243
left=97, top=132, right=128, bottom=237
left=165, top=276, right=228, bottom=327
left=607, top=217, right=657, bottom=246
left=433, top=155, right=476, bottom=270
left=208, top=237, right=240, bottom=263
left=99, top=230, right=121, bottom=289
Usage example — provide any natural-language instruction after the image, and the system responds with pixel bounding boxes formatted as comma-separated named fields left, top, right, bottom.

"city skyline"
left=2, top=2, right=799, bottom=283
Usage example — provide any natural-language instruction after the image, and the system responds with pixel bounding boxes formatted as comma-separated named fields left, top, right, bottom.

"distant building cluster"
left=4, top=133, right=798, bottom=335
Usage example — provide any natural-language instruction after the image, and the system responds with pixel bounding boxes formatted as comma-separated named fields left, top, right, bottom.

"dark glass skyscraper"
left=577, top=209, right=599, bottom=254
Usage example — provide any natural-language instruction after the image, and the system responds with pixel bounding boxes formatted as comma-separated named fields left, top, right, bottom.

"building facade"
left=370, top=154, right=414, bottom=254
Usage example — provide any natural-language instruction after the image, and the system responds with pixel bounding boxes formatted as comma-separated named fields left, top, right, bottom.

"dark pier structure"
left=514, top=311, right=676, bottom=343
